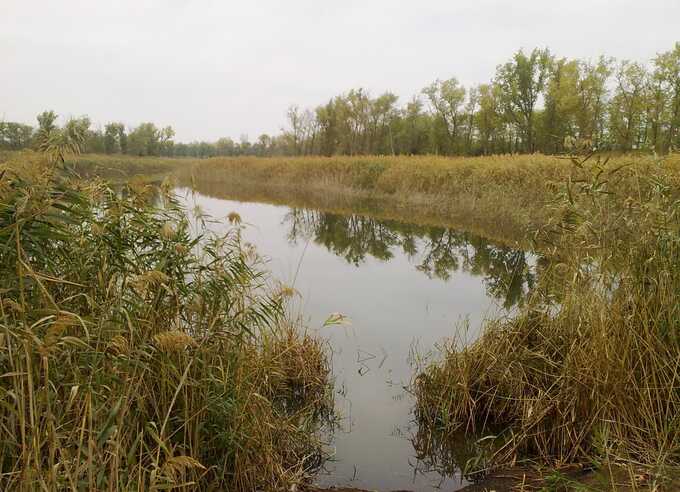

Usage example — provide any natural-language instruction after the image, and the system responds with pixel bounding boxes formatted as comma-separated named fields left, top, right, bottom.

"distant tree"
left=495, top=48, right=553, bottom=152
left=422, top=78, right=466, bottom=154
left=285, top=105, right=304, bottom=155
left=104, top=122, right=126, bottom=154
left=215, top=137, right=236, bottom=156
left=463, top=86, right=480, bottom=154
left=541, top=58, right=581, bottom=153
left=653, top=43, right=680, bottom=152
left=35, top=110, right=58, bottom=150
left=0, top=122, right=34, bottom=150
left=608, top=61, right=648, bottom=151
left=37, top=116, right=88, bottom=164
left=158, top=126, right=175, bottom=156
left=369, top=92, right=398, bottom=154
left=393, top=96, right=431, bottom=155
left=475, top=83, right=506, bottom=154
left=574, top=57, right=612, bottom=149
left=128, top=122, right=160, bottom=156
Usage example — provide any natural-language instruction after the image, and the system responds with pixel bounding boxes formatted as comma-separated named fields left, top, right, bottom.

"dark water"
left=176, top=187, right=534, bottom=491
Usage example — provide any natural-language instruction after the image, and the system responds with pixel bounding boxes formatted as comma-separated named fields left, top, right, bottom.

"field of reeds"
left=44, top=151, right=680, bottom=247
left=413, top=153, right=680, bottom=488
left=0, top=151, right=333, bottom=490
left=67, top=153, right=187, bottom=181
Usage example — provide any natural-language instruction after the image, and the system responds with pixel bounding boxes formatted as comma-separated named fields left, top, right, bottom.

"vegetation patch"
left=0, top=151, right=333, bottom=490
left=413, top=153, right=680, bottom=488
left=185, top=152, right=680, bottom=246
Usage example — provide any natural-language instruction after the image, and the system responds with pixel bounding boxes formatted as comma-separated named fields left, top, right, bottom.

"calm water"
left=176, top=187, right=534, bottom=491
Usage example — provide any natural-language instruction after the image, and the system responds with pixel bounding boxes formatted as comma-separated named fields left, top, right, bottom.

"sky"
left=2, top=0, right=679, bottom=142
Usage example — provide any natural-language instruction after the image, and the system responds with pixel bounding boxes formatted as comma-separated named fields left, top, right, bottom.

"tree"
left=128, top=122, right=160, bottom=156
left=285, top=105, right=304, bottom=155
left=475, top=83, right=506, bottom=154
left=422, top=78, right=466, bottom=154
left=393, top=96, right=431, bottom=155
left=36, top=116, right=89, bottom=164
left=159, top=126, right=175, bottom=156
left=653, top=43, right=680, bottom=152
left=0, top=122, right=33, bottom=150
left=368, top=92, right=398, bottom=154
left=104, top=122, right=126, bottom=154
left=35, top=110, right=58, bottom=150
left=574, top=57, right=612, bottom=149
left=608, top=61, right=648, bottom=151
left=541, top=58, right=580, bottom=153
left=495, top=48, right=553, bottom=152
left=215, top=137, right=236, bottom=156
left=464, top=86, right=480, bottom=154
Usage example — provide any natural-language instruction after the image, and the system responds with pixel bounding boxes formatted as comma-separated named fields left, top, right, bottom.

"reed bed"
left=0, top=151, right=332, bottom=490
left=47, top=151, right=680, bottom=245
left=413, top=154, right=680, bottom=487
left=184, top=153, right=680, bottom=245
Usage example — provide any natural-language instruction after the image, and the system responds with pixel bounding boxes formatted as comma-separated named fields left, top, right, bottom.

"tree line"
left=2, top=43, right=679, bottom=157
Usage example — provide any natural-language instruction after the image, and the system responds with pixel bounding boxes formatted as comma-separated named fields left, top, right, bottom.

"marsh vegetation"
left=414, top=152, right=680, bottom=488
left=0, top=151, right=333, bottom=490
left=2, top=41, right=680, bottom=492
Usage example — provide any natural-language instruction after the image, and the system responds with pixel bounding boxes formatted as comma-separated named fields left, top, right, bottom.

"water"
left=176, top=187, right=534, bottom=491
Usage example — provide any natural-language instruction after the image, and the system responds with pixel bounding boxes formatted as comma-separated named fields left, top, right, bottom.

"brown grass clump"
left=0, top=151, right=333, bottom=490
left=414, top=154, right=680, bottom=486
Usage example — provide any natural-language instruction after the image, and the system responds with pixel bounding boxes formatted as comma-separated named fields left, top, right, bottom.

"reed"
left=413, top=153, right=680, bottom=487
left=44, top=151, right=680, bottom=245
left=182, top=153, right=680, bottom=245
left=0, top=151, right=332, bottom=490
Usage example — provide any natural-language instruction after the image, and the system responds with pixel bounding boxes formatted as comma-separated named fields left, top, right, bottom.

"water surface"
left=176, top=187, right=534, bottom=491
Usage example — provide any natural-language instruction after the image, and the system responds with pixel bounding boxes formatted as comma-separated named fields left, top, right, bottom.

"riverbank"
left=60, top=151, right=680, bottom=248
left=309, top=463, right=672, bottom=491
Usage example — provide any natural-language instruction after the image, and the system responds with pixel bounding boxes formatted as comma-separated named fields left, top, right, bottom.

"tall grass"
left=0, top=151, right=332, bottom=490
left=67, top=152, right=187, bottom=181
left=31, top=150, right=680, bottom=247
left=184, top=153, right=680, bottom=246
left=413, top=153, right=680, bottom=486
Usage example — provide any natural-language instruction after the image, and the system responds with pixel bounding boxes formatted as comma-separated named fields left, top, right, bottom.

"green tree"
left=541, top=58, right=580, bottom=153
left=0, top=122, right=33, bottom=150
left=653, top=43, right=680, bottom=152
left=574, top=57, right=612, bottom=149
left=495, top=48, right=553, bottom=152
left=104, top=122, right=126, bottom=154
left=608, top=61, right=649, bottom=151
left=422, top=78, right=466, bottom=154
left=128, top=122, right=160, bottom=156
left=475, top=83, right=506, bottom=154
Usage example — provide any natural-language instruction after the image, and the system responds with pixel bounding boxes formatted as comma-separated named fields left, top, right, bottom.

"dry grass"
left=25, top=150, right=679, bottom=246
left=0, top=151, right=333, bottom=490
left=413, top=154, right=680, bottom=488
left=183, top=153, right=680, bottom=246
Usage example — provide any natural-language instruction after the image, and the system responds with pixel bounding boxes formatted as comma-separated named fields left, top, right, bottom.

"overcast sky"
left=2, top=0, right=678, bottom=142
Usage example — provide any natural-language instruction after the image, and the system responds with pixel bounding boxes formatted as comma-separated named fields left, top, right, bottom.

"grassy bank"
left=47, top=151, right=680, bottom=248
left=67, top=153, right=187, bottom=181
left=413, top=154, right=680, bottom=488
left=184, top=153, right=680, bottom=246
left=0, top=152, right=332, bottom=490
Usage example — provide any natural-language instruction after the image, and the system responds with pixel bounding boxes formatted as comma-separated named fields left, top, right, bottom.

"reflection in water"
left=173, top=188, right=540, bottom=490
left=284, top=209, right=535, bottom=309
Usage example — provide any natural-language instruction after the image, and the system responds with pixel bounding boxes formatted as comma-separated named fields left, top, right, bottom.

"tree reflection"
left=284, top=209, right=535, bottom=308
